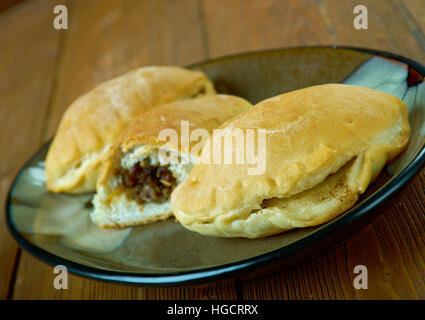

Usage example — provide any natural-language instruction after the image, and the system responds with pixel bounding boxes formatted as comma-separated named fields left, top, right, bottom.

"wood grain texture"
left=2, top=0, right=425, bottom=300
left=239, top=244, right=356, bottom=299
left=402, top=0, right=425, bottom=50
left=0, top=0, right=23, bottom=13
left=202, top=0, right=334, bottom=58
left=44, top=0, right=207, bottom=139
left=139, top=280, right=238, bottom=300
left=0, top=0, right=62, bottom=299
left=12, top=253, right=140, bottom=299
left=321, top=0, right=425, bottom=65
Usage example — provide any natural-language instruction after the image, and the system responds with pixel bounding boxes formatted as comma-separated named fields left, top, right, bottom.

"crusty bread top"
left=116, top=94, right=253, bottom=155
left=45, top=66, right=215, bottom=193
left=171, top=84, right=410, bottom=228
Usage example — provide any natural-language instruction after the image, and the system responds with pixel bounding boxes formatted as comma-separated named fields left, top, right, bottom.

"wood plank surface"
left=0, top=0, right=63, bottom=299
left=0, top=0, right=23, bottom=13
left=202, top=0, right=334, bottom=58
left=1, top=0, right=425, bottom=300
left=321, top=0, right=425, bottom=64
left=44, top=0, right=207, bottom=138
left=401, top=0, right=425, bottom=50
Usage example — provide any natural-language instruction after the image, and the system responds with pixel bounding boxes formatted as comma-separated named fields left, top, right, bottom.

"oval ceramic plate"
left=6, top=47, right=425, bottom=285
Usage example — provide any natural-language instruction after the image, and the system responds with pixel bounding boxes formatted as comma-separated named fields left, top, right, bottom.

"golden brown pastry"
left=171, top=84, right=410, bottom=238
left=91, top=94, right=252, bottom=228
left=45, top=66, right=215, bottom=194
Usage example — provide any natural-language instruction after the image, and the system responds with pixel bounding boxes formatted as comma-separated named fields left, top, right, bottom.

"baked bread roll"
left=91, top=94, right=252, bottom=228
left=171, top=84, right=410, bottom=238
left=45, top=66, right=215, bottom=194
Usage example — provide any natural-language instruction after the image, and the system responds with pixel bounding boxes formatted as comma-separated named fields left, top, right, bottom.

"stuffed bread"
left=171, top=84, right=410, bottom=238
left=45, top=66, right=215, bottom=194
left=91, top=94, right=252, bottom=228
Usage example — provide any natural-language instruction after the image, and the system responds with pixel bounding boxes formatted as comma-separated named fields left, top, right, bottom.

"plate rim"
left=5, top=45, right=425, bottom=286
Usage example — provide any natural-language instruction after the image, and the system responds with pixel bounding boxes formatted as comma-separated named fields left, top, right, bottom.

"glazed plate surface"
left=6, top=47, right=425, bottom=285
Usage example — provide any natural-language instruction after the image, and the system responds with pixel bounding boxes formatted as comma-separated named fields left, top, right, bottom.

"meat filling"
left=119, top=161, right=176, bottom=204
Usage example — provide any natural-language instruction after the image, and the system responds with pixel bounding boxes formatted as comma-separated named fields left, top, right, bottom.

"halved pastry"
left=45, top=66, right=215, bottom=194
left=91, top=94, right=252, bottom=228
left=171, top=84, right=410, bottom=238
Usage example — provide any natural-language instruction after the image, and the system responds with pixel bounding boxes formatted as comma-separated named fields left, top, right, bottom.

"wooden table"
left=1, top=0, right=425, bottom=300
